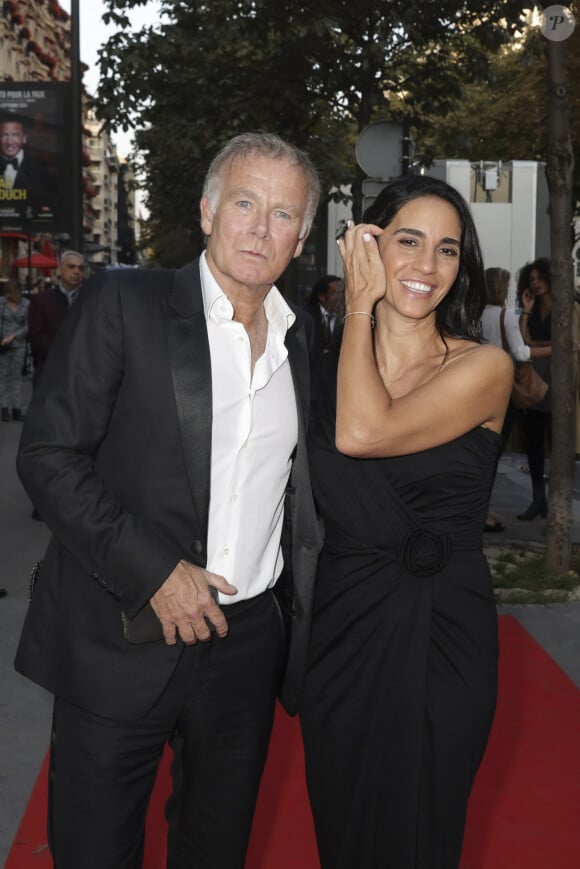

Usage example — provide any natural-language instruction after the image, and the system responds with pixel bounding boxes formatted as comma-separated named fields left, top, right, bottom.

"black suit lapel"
left=166, top=259, right=212, bottom=539
left=166, top=276, right=310, bottom=544
left=285, top=316, right=310, bottom=430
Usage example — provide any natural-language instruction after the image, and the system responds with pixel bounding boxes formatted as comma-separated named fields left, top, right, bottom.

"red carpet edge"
left=6, top=616, right=580, bottom=868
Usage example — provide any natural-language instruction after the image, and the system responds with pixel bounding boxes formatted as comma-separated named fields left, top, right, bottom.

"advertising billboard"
left=0, top=81, right=71, bottom=234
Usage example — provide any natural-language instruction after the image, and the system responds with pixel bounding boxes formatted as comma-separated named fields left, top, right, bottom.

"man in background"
left=27, top=250, right=85, bottom=386
left=303, top=273, right=342, bottom=356
left=26, top=250, right=85, bottom=520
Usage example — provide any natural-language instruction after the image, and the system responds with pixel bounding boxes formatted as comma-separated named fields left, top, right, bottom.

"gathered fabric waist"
left=323, top=520, right=481, bottom=578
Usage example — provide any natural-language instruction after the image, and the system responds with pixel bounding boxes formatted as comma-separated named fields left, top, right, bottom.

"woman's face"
left=377, top=195, right=461, bottom=320
left=529, top=268, right=550, bottom=298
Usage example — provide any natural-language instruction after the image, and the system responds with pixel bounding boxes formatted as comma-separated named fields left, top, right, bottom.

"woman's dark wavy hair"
left=516, top=262, right=533, bottom=307
left=516, top=257, right=551, bottom=307
left=363, top=175, right=486, bottom=341
left=530, top=256, right=552, bottom=289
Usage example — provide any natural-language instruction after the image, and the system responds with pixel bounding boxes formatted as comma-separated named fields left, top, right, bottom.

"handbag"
left=511, top=361, right=549, bottom=409
left=499, top=308, right=548, bottom=409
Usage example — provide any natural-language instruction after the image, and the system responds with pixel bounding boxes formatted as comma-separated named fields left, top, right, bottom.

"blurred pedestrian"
left=26, top=249, right=85, bottom=518
left=481, top=266, right=552, bottom=530
left=303, top=274, right=342, bottom=355
left=0, top=278, right=29, bottom=421
left=27, top=249, right=84, bottom=386
left=483, top=266, right=552, bottom=443
left=517, top=258, right=552, bottom=520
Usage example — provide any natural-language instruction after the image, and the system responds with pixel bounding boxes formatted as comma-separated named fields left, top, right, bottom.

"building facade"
left=85, top=107, right=119, bottom=266
left=1, top=0, right=70, bottom=83
left=0, top=0, right=137, bottom=282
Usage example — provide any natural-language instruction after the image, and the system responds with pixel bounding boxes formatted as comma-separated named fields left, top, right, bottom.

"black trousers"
left=521, top=408, right=552, bottom=486
left=48, top=590, right=285, bottom=869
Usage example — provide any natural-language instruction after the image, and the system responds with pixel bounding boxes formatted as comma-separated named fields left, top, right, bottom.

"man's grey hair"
left=59, top=250, right=85, bottom=264
left=202, top=132, right=321, bottom=238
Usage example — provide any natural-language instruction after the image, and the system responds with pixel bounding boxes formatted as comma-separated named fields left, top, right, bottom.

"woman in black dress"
left=516, top=257, right=552, bottom=520
left=300, top=176, right=513, bottom=869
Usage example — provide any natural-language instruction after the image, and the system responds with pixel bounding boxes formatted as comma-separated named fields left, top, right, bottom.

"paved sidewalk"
left=0, top=389, right=52, bottom=864
left=487, top=451, right=580, bottom=548
left=483, top=450, right=580, bottom=691
left=1, top=391, right=579, bottom=863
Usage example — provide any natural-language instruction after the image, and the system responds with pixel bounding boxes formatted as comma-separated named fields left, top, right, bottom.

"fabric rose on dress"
left=398, top=528, right=452, bottom=577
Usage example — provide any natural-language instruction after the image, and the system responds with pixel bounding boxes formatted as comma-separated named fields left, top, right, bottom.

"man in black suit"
left=0, top=117, right=55, bottom=220
left=303, top=273, right=342, bottom=356
left=15, top=133, right=322, bottom=868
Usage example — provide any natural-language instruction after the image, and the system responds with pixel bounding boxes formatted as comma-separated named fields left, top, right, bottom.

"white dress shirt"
left=200, top=253, right=298, bottom=603
left=58, top=284, right=78, bottom=306
left=481, top=304, right=531, bottom=362
left=319, top=302, right=336, bottom=336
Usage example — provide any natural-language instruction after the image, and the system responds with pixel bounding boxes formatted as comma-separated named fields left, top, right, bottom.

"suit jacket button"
left=191, top=540, right=203, bottom=555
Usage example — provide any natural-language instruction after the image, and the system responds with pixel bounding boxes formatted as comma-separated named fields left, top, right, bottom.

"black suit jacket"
left=12, top=153, right=54, bottom=213
left=27, top=287, right=70, bottom=384
left=303, top=300, right=337, bottom=355
left=15, top=259, right=321, bottom=718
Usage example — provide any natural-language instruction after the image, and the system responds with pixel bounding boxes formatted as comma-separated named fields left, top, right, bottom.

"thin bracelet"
left=343, top=311, right=375, bottom=327
left=520, top=312, right=530, bottom=317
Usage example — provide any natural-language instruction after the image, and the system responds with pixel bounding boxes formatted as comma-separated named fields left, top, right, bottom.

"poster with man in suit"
left=0, top=82, right=70, bottom=232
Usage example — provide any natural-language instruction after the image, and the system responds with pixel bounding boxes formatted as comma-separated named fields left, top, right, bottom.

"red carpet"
left=6, top=616, right=580, bottom=868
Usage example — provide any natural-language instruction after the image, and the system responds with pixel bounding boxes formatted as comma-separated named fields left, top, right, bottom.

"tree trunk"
left=544, top=36, right=576, bottom=575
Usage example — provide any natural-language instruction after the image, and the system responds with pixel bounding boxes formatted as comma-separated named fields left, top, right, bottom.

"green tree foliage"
left=418, top=15, right=580, bottom=199
left=97, top=0, right=529, bottom=264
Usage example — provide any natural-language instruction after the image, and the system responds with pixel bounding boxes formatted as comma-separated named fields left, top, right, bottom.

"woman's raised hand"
left=337, top=221, right=385, bottom=316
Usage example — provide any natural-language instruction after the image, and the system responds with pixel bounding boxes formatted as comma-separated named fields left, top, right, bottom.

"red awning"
left=0, top=231, right=30, bottom=240
left=12, top=253, right=58, bottom=269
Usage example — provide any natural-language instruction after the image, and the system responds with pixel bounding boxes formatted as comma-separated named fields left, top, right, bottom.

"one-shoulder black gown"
left=301, top=361, right=501, bottom=869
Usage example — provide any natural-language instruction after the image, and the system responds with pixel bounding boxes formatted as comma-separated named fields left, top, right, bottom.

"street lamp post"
left=70, top=0, right=83, bottom=253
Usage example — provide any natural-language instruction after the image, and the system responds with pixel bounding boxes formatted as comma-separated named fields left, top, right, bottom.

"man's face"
left=0, top=122, right=26, bottom=158
left=322, top=279, right=341, bottom=314
left=200, top=153, right=310, bottom=298
left=59, top=256, right=85, bottom=292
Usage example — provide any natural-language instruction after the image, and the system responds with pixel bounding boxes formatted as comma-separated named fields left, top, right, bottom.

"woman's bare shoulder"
left=443, top=338, right=511, bottom=372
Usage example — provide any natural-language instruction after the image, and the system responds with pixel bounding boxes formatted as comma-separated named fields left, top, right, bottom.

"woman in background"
left=482, top=266, right=553, bottom=443
left=301, top=176, right=512, bottom=869
left=0, top=279, right=29, bottom=422
left=516, top=258, right=552, bottom=520
left=481, top=266, right=551, bottom=528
